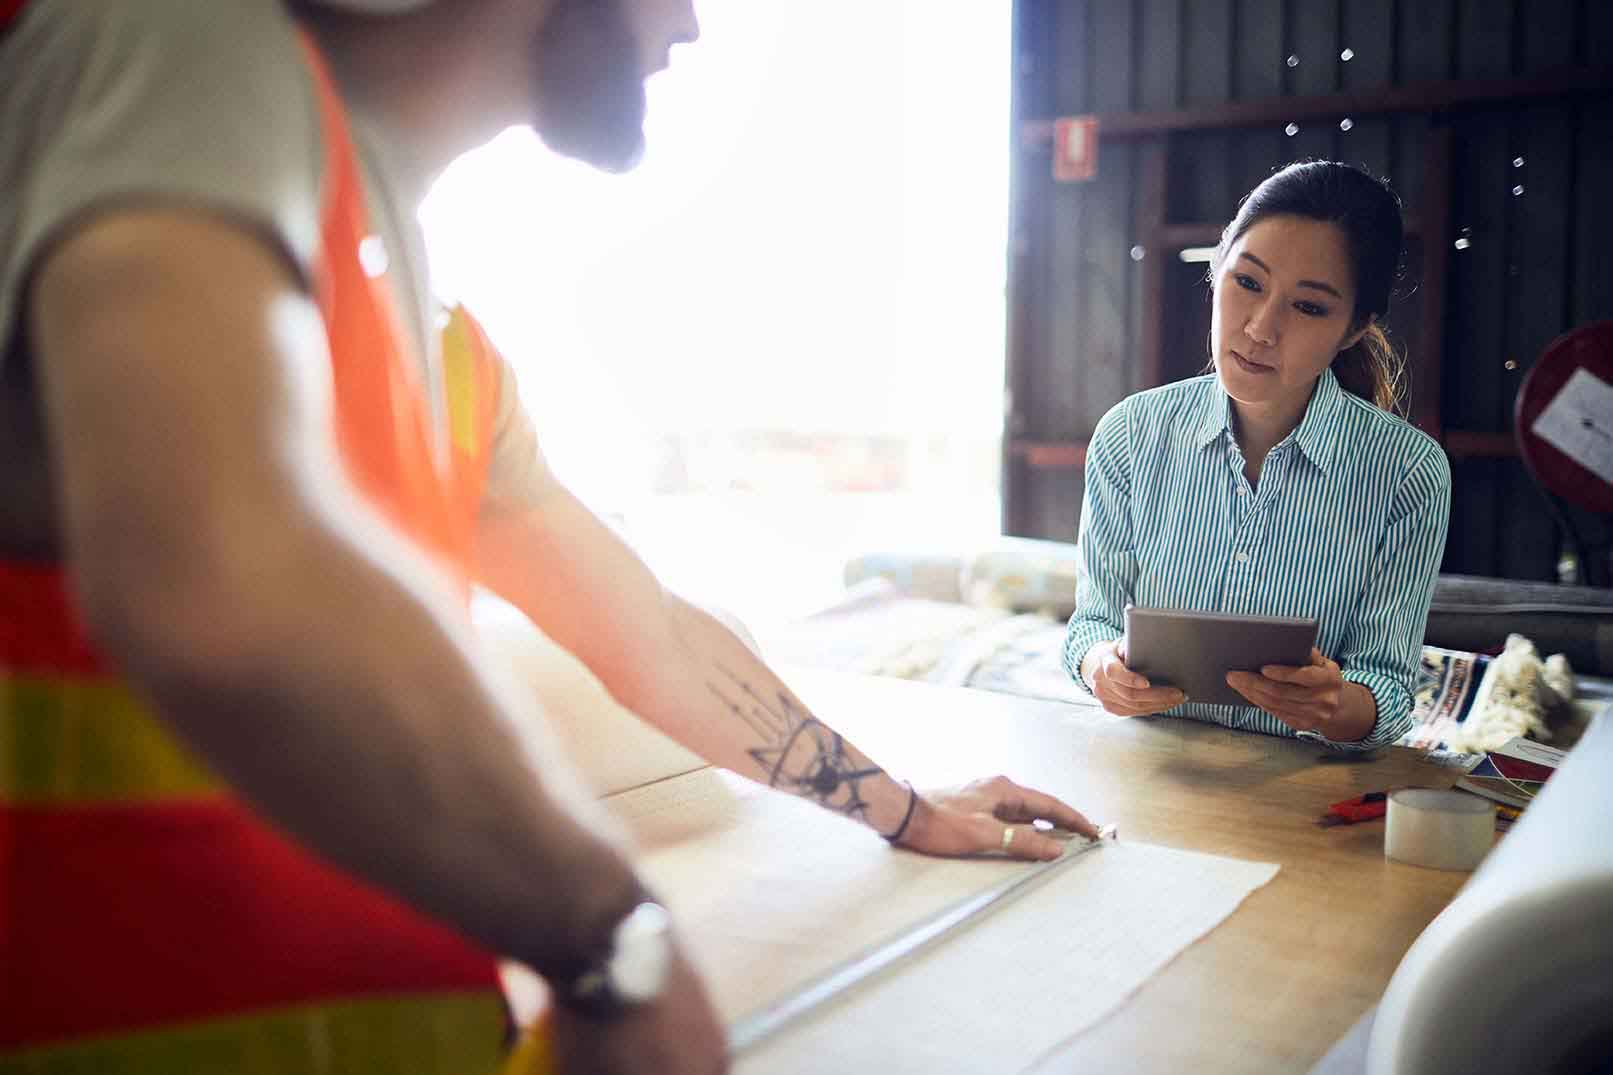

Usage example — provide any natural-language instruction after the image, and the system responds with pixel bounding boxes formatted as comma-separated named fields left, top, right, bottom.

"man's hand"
left=1081, top=639, right=1186, bottom=717
left=1226, top=647, right=1371, bottom=741
left=898, top=776, right=1100, bottom=861
left=550, top=943, right=728, bottom=1075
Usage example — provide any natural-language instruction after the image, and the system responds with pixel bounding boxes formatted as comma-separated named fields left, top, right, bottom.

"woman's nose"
left=1245, top=301, right=1278, bottom=346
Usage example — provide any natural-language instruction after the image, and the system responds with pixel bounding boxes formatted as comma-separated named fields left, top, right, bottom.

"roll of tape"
left=1385, top=789, right=1494, bottom=871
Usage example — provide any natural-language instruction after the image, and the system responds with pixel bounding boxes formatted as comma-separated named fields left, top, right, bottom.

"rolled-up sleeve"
left=479, top=350, right=560, bottom=515
left=1063, top=403, right=1138, bottom=694
left=1324, top=442, right=1451, bottom=750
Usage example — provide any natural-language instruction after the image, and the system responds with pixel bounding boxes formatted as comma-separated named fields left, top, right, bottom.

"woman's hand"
left=1081, top=638, right=1187, bottom=716
left=896, top=776, right=1100, bottom=861
left=1226, top=647, right=1366, bottom=738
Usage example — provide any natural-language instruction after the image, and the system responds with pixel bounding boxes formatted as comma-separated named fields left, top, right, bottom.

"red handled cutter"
left=1319, top=791, right=1388, bottom=826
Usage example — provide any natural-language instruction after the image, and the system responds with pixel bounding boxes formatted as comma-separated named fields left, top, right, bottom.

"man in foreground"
left=0, top=2, right=1095, bottom=1071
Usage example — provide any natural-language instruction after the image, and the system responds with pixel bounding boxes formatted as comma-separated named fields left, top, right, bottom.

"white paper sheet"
left=610, top=769, right=1279, bottom=1074
left=1531, top=368, right=1613, bottom=486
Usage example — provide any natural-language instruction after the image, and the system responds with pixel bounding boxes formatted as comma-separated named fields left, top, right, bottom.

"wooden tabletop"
left=766, top=669, right=1473, bottom=1074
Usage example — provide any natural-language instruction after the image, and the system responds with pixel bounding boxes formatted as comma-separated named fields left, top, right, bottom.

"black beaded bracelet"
left=882, top=780, right=919, bottom=844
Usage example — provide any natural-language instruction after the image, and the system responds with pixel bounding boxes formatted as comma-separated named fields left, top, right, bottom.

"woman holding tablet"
left=1063, top=161, right=1451, bottom=750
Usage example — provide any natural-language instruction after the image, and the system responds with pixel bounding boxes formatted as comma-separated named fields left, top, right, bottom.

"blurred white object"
left=1367, top=705, right=1613, bottom=1074
left=844, top=537, right=1085, bottom=619
left=961, top=537, right=1081, bottom=617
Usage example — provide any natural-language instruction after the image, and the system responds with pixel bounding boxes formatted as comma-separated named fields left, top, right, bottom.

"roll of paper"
left=1384, top=789, right=1493, bottom=871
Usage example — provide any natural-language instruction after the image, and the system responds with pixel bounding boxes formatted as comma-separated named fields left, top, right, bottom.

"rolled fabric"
left=1383, top=789, right=1493, bottom=871
left=1367, top=707, right=1613, bottom=1075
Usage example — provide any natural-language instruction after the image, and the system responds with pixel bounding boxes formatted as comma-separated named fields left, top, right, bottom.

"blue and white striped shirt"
left=1062, top=368, right=1451, bottom=751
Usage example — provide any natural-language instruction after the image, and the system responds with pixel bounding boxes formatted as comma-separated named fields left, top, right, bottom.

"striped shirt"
left=1062, top=367, right=1451, bottom=751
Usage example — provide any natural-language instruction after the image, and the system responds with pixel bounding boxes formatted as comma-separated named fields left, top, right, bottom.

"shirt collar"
left=1290, top=365, right=1346, bottom=473
left=1193, top=377, right=1234, bottom=451
left=1194, top=366, right=1347, bottom=474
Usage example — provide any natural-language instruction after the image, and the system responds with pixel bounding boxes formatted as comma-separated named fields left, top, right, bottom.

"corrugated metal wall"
left=1005, top=0, right=1613, bottom=582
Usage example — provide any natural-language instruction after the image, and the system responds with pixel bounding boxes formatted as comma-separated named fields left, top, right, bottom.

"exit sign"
left=1053, top=117, right=1099, bottom=182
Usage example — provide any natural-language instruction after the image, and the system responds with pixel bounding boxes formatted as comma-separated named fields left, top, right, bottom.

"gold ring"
left=1001, top=826, right=1015, bottom=850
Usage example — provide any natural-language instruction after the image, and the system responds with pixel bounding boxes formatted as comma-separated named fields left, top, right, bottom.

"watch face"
left=610, top=901, right=673, bottom=1003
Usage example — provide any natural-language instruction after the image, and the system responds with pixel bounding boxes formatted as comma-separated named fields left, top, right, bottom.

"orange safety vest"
left=0, top=18, right=550, bottom=1075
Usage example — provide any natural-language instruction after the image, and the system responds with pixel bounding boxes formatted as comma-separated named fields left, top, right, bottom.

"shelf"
left=1009, top=440, right=1087, bottom=468
left=1021, top=66, right=1613, bottom=146
left=1156, top=218, right=1424, bottom=250
left=1010, top=430, right=1519, bottom=470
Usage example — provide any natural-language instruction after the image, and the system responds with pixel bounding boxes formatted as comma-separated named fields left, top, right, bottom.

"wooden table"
left=742, top=668, right=1472, bottom=1074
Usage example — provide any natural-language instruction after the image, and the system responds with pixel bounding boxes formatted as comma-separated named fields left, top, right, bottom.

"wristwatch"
left=559, top=899, right=674, bottom=1019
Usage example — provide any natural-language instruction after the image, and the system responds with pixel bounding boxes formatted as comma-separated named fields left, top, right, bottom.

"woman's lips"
left=1231, top=349, right=1274, bottom=374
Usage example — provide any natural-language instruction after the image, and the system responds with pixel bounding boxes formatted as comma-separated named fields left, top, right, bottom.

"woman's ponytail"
left=1331, top=320, right=1405, bottom=413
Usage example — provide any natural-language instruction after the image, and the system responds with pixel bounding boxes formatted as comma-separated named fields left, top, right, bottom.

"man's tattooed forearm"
left=705, top=681, right=788, bottom=743
left=709, top=664, right=884, bottom=820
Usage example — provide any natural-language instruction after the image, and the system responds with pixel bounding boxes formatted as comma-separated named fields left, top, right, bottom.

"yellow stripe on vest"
left=442, top=307, right=482, bottom=458
left=0, top=991, right=535, bottom=1075
left=1, top=676, right=221, bottom=804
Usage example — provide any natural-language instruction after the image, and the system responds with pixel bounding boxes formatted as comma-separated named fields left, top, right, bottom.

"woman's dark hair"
left=1211, top=160, right=1406, bottom=412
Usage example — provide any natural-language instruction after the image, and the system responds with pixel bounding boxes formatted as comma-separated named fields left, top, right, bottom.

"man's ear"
left=1337, top=314, right=1373, bottom=355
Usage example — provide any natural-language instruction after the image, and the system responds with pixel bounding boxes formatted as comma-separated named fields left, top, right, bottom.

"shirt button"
left=1236, top=487, right=1248, bottom=496
left=1235, top=552, right=1249, bottom=563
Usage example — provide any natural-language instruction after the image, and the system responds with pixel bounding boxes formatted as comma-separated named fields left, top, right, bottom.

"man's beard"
left=532, top=0, right=646, bottom=173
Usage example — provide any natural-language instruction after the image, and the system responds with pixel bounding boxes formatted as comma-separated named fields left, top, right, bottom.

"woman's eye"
left=1294, top=301, right=1328, bottom=317
left=1234, top=273, right=1260, bottom=292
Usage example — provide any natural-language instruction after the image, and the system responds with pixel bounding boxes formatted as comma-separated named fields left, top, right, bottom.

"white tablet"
left=1122, top=606, right=1320, bottom=708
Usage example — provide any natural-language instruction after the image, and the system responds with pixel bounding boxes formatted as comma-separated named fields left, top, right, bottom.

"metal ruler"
left=727, top=825, right=1117, bottom=1056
